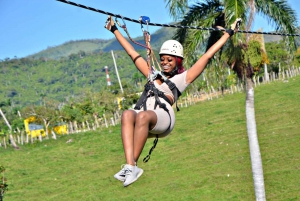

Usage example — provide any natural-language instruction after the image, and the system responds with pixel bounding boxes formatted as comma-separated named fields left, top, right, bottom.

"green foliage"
left=265, top=40, right=292, bottom=72
left=246, top=40, right=262, bottom=69
left=224, top=73, right=237, bottom=87
left=0, top=165, right=8, bottom=200
left=294, top=47, right=300, bottom=66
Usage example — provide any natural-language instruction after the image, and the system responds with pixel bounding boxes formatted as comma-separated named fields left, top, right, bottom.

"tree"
left=265, top=40, right=291, bottom=72
left=295, top=47, right=300, bottom=66
left=165, top=0, right=298, bottom=200
left=21, top=99, right=63, bottom=138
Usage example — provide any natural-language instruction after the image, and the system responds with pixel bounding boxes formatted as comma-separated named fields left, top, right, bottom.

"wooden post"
left=278, top=63, right=281, bottom=80
left=38, top=132, right=43, bottom=142
left=3, top=137, right=6, bottom=149
left=26, top=132, right=29, bottom=144
left=86, top=121, right=90, bottom=131
left=51, top=130, right=57, bottom=140
left=17, top=135, right=20, bottom=144
left=9, top=133, right=19, bottom=149
left=82, top=122, right=85, bottom=132
left=68, top=122, right=73, bottom=134
left=21, top=131, right=24, bottom=145
left=74, top=121, right=78, bottom=133
left=103, top=114, right=108, bottom=128
left=30, top=131, right=33, bottom=144
left=94, top=115, right=99, bottom=128
left=264, top=63, right=269, bottom=83
left=110, top=117, right=115, bottom=126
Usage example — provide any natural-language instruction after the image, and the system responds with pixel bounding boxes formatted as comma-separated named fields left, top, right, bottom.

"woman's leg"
left=121, top=110, right=137, bottom=166
left=133, top=110, right=157, bottom=163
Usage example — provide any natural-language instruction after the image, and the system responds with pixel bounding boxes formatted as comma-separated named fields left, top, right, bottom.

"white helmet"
left=159, top=40, right=184, bottom=58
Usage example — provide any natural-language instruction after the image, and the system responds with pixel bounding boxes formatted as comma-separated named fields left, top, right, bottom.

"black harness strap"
left=134, top=78, right=181, bottom=163
left=164, top=79, right=181, bottom=111
left=134, top=82, right=173, bottom=111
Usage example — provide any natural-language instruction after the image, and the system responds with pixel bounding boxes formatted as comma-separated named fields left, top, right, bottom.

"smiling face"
left=160, top=55, right=176, bottom=73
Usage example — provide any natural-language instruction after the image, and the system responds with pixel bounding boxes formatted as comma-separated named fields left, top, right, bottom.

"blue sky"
left=0, top=0, right=299, bottom=60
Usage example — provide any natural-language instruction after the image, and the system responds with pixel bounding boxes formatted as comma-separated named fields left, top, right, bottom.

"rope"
left=57, top=0, right=300, bottom=37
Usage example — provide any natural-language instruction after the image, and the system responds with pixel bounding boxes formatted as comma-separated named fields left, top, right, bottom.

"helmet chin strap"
left=162, top=56, right=178, bottom=77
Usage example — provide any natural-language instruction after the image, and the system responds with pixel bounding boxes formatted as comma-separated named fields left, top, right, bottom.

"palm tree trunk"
left=245, top=77, right=266, bottom=201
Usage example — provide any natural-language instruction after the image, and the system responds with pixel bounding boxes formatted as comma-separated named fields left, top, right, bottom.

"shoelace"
left=118, top=164, right=126, bottom=175
left=124, top=167, right=133, bottom=176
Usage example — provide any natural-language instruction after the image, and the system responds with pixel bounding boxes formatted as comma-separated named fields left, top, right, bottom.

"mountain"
left=26, top=26, right=299, bottom=61
left=27, top=27, right=176, bottom=60
left=263, top=27, right=300, bottom=45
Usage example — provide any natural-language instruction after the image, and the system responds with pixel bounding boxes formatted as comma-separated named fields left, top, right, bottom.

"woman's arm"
left=105, top=16, right=149, bottom=77
left=185, top=19, right=241, bottom=84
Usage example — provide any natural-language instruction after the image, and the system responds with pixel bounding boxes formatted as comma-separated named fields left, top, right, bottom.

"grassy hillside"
left=0, top=50, right=147, bottom=107
left=27, top=39, right=112, bottom=60
left=1, top=75, right=300, bottom=201
left=0, top=27, right=177, bottom=108
left=27, top=27, right=176, bottom=60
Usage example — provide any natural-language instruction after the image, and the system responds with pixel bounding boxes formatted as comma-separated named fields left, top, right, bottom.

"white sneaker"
left=123, top=164, right=144, bottom=187
left=114, top=164, right=127, bottom=182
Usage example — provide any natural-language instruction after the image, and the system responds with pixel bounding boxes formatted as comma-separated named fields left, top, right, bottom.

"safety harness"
left=133, top=71, right=182, bottom=163
left=134, top=75, right=181, bottom=112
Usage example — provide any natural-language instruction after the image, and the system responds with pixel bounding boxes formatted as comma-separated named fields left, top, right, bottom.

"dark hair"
left=176, top=57, right=185, bottom=74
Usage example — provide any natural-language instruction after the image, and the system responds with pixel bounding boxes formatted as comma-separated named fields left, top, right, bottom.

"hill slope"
left=27, top=27, right=176, bottom=60
left=2, top=76, right=300, bottom=200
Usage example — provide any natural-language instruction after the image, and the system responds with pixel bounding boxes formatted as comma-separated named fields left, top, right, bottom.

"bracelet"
left=110, top=24, right=118, bottom=33
left=226, top=29, right=234, bottom=37
left=133, top=55, right=142, bottom=63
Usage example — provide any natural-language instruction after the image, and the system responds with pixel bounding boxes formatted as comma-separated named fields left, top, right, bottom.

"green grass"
left=1, top=76, right=300, bottom=201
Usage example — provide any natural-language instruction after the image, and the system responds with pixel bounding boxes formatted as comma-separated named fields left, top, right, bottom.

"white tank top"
left=153, top=71, right=189, bottom=103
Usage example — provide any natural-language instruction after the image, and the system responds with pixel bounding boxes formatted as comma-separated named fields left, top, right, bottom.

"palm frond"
left=255, top=0, right=298, bottom=49
left=255, top=0, right=298, bottom=33
left=223, top=0, right=248, bottom=26
left=164, top=0, right=189, bottom=20
left=172, top=0, right=224, bottom=59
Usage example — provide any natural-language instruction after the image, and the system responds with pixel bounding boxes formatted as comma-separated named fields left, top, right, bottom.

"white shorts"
left=132, top=96, right=175, bottom=138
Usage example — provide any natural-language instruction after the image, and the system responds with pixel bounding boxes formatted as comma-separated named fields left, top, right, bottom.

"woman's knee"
left=136, top=111, right=156, bottom=126
left=121, top=110, right=136, bottom=123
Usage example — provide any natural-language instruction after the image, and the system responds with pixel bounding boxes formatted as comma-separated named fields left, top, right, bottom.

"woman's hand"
left=104, top=15, right=118, bottom=33
left=226, top=18, right=242, bottom=36
left=230, top=18, right=242, bottom=33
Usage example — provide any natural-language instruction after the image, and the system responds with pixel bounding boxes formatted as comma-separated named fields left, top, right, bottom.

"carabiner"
left=139, top=16, right=150, bottom=33
left=115, top=15, right=126, bottom=29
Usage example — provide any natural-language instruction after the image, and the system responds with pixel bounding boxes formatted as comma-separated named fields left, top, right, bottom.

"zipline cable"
left=57, top=0, right=300, bottom=37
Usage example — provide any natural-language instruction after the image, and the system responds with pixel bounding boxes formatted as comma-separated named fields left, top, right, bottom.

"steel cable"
left=57, top=0, right=300, bottom=37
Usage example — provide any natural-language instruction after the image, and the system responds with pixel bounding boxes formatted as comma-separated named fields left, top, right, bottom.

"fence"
left=177, top=66, right=300, bottom=108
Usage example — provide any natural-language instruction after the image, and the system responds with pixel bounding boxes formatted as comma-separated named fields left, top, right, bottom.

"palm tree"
left=165, top=0, right=298, bottom=200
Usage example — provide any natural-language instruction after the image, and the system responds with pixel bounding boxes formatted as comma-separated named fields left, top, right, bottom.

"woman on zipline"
left=105, top=16, right=241, bottom=187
